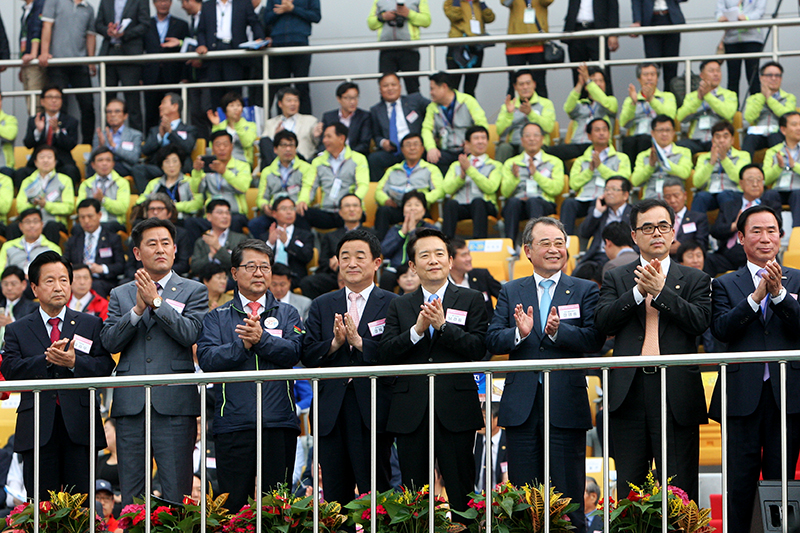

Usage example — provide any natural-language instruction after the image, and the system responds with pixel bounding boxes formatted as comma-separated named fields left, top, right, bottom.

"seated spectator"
left=495, top=70, right=556, bottom=163
left=546, top=64, right=617, bottom=162
left=68, top=263, right=110, bottom=320
left=77, top=147, right=132, bottom=234
left=299, top=123, right=369, bottom=230
left=561, top=118, right=632, bottom=234
left=318, top=82, right=372, bottom=156
left=374, top=133, right=444, bottom=240
left=422, top=71, right=489, bottom=175
left=368, top=72, right=430, bottom=182
left=704, top=164, right=781, bottom=277
left=124, top=194, right=193, bottom=279
left=0, top=92, right=19, bottom=180
left=14, top=145, right=74, bottom=244
left=631, top=114, right=693, bottom=200
left=0, top=266, right=39, bottom=347
left=0, top=208, right=60, bottom=273
left=676, top=59, right=737, bottom=154
left=442, top=125, right=501, bottom=239
left=662, top=178, right=709, bottom=255
left=92, top=99, right=142, bottom=178
left=0, top=168, right=12, bottom=238
left=96, top=480, right=118, bottom=530
left=263, top=195, right=315, bottom=287
left=572, top=176, right=632, bottom=283
left=16, top=85, right=80, bottom=189
left=137, top=144, right=202, bottom=220
left=692, top=120, right=751, bottom=213
left=742, top=62, right=794, bottom=156
left=261, top=87, right=320, bottom=166
left=600, top=221, right=638, bottom=279
left=188, top=130, right=250, bottom=242
left=62, top=198, right=125, bottom=298
left=209, top=92, right=258, bottom=168
left=201, top=262, right=234, bottom=311
left=379, top=190, right=436, bottom=290
left=190, top=199, right=248, bottom=280
left=501, top=123, right=563, bottom=244
left=619, top=63, right=677, bottom=164
left=133, top=92, right=198, bottom=194
left=299, top=194, right=373, bottom=299
left=677, top=240, right=705, bottom=271
left=763, top=111, right=800, bottom=227
left=395, top=262, right=420, bottom=295
left=250, top=130, right=313, bottom=239
left=450, top=236, right=502, bottom=320
left=270, top=263, right=312, bottom=322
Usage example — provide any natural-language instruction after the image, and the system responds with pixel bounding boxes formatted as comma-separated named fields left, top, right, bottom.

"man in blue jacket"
left=196, top=239, right=303, bottom=511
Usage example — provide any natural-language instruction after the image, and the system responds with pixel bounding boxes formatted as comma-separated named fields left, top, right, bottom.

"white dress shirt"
left=410, top=281, right=449, bottom=344
left=215, top=0, right=233, bottom=41
left=633, top=255, right=671, bottom=304
left=515, top=271, right=561, bottom=345
left=386, top=100, right=410, bottom=142
left=345, top=283, right=375, bottom=321
left=239, top=292, right=267, bottom=314
left=746, top=260, right=786, bottom=311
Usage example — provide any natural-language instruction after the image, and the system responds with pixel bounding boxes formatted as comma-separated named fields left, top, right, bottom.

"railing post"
left=772, top=25, right=779, bottom=63
left=312, top=378, right=319, bottom=533
left=370, top=376, right=377, bottom=533
left=145, top=385, right=152, bottom=533
left=544, top=370, right=551, bottom=533
left=429, top=374, right=435, bottom=533
left=484, top=371, right=493, bottom=533
left=256, top=381, right=263, bottom=533
left=721, top=364, right=728, bottom=533
left=428, top=45, right=436, bottom=75
left=201, top=381, right=207, bottom=533
left=89, top=388, right=97, bottom=531
left=263, top=52, right=270, bottom=118
left=33, top=390, right=40, bottom=533
left=780, top=361, right=788, bottom=533
left=602, top=367, right=609, bottom=533
left=660, top=367, right=667, bottom=533
left=99, top=61, right=107, bottom=119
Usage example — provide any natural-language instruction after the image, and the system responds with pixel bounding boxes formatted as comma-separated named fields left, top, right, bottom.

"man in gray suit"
left=92, top=99, right=142, bottom=178
left=101, top=218, right=208, bottom=505
left=270, top=263, right=312, bottom=321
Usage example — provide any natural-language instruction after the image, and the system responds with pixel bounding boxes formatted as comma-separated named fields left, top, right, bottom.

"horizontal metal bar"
left=1, top=350, right=798, bottom=392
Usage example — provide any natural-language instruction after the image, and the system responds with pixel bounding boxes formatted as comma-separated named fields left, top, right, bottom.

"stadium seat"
left=733, top=111, right=742, bottom=150
left=782, top=229, right=800, bottom=269
left=364, top=181, right=379, bottom=227
left=467, top=238, right=515, bottom=281
left=700, top=371, right=721, bottom=466
left=246, top=188, right=260, bottom=219
left=191, top=139, right=207, bottom=162
left=14, top=147, right=32, bottom=170
left=71, top=144, right=91, bottom=179
left=586, top=456, right=617, bottom=501
left=487, top=124, right=498, bottom=160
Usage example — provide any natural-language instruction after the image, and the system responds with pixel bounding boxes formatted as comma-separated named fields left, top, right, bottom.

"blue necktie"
left=539, top=279, right=555, bottom=333
left=389, top=102, right=399, bottom=153
left=275, top=240, right=289, bottom=266
left=428, top=293, right=439, bottom=337
left=756, top=268, right=769, bottom=318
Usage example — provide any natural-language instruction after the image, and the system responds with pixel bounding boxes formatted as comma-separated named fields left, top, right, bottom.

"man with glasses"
left=742, top=62, right=795, bottom=156
left=124, top=194, right=193, bottom=279
left=486, top=217, right=605, bottom=533
left=318, top=82, right=372, bottom=156
left=92, top=99, right=142, bottom=178
left=197, top=239, right=303, bottom=511
left=595, top=198, right=712, bottom=503
left=631, top=114, right=693, bottom=200
left=764, top=111, right=800, bottom=227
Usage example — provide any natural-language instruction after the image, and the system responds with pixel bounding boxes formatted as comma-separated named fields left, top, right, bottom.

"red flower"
left=668, top=486, right=690, bottom=506
left=377, top=505, right=387, bottom=515
left=468, top=499, right=486, bottom=511
left=151, top=505, right=173, bottom=525
left=627, top=490, right=641, bottom=502
left=361, top=509, right=370, bottom=520
left=39, top=501, right=52, bottom=513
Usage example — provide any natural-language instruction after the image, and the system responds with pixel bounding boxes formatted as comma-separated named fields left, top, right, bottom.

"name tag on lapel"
left=166, top=299, right=185, bottom=313
left=682, top=222, right=696, bottom=234
left=368, top=319, right=385, bottom=336
left=73, top=334, right=93, bottom=353
left=98, top=247, right=113, bottom=258
left=557, top=304, right=581, bottom=320
left=445, top=309, right=468, bottom=325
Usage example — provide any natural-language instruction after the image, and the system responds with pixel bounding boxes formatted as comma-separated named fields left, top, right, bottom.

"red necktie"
left=46, top=123, right=54, bottom=146
left=48, top=317, right=60, bottom=343
left=247, top=302, right=261, bottom=316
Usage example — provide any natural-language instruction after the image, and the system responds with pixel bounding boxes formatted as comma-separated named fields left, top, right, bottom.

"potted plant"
left=4, top=491, right=109, bottom=532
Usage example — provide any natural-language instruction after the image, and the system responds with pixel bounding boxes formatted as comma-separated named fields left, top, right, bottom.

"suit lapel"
left=148, top=272, right=181, bottom=330
left=61, top=309, right=78, bottom=342
left=619, top=260, right=645, bottom=328
left=659, top=263, right=685, bottom=336
left=359, top=288, right=384, bottom=337
left=25, top=313, right=52, bottom=352
left=550, top=275, right=576, bottom=311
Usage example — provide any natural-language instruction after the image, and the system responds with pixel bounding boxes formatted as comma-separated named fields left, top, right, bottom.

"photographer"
left=444, top=0, right=495, bottom=96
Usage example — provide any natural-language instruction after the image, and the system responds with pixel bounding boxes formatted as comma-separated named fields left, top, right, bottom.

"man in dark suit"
left=450, top=237, right=501, bottom=321
left=17, top=85, right=80, bottom=189
left=0, top=266, right=39, bottom=347
left=195, top=0, right=265, bottom=109
left=63, top=199, right=125, bottom=298
left=631, top=0, right=685, bottom=90
left=299, top=194, right=374, bottom=299
left=705, top=164, right=782, bottom=277
left=563, top=0, right=619, bottom=90
left=1, top=251, right=114, bottom=500
left=132, top=93, right=198, bottom=194
left=595, top=198, right=712, bottom=503
left=319, top=82, right=372, bottom=156
left=573, top=176, right=633, bottom=284
left=143, top=0, right=190, bottom=132
left=663, top=178, right=709, bottom=257
left=302, top=229, right=397, bottom=506
left=368, top=73, right=431, bottom=182
left=473, top=402, right=508, bottom=492
left=101, top=218, right=207, bottom=505
left=486, top=217, right=605, bottom=533
left=601, top=222, right=638, bottom=279
left=379, top=228, right=487, bottom=520
left=584, top=477, right=603, bottom=533
left=95, top=0, right=150, bottom=132
left=260, top=196, right=314, bottom=287
left=709, top=205, right=800, bottom=533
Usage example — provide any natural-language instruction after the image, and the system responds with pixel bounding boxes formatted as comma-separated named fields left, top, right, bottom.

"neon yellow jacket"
left=17, top=171, right=75, bottom=226
left=496, top=93, right=556, bottom=146
left=77, top=170, right=131, bottom=225
left=501, top=152, right=564, bottom=204
left=693, top=148, right=750, bottom=192
left=569, top=145, right=632, bottom=198
left=442, top=154, right=502, bottom=208
left=0, top=111, right=19, bottom=170
left=212, top=118, right=257, bottom=168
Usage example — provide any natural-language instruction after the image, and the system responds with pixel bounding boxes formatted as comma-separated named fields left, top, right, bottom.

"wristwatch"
left=439, top=322, right=448, bottom=335
left=152, top=297, right=163, bottom=309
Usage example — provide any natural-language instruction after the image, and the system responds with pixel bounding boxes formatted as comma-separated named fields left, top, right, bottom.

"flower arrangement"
left=3, top=490, right=109, bottom=533
left=223, top=483, right=347, bottom=533
left=344, top=485, right=466, bottom=533
left=591, top=472, right=715, bottom=533
left=455, top=482, right=578, bottom=533
left=117, top=492, right=231, bottom=532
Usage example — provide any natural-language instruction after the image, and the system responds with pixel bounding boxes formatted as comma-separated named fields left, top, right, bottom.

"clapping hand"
left=514, top=303, right=534, bottom=338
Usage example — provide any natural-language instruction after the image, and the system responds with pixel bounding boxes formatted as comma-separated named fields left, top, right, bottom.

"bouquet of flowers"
left=455, top=482, right=578, bottom=533
left=591, top=472, right=715, bottom=533
left=118, top=492, right=231, bottom=532
left=4, top=491, right=109, bottom=533
left=345, top=486, right=466, bottom=533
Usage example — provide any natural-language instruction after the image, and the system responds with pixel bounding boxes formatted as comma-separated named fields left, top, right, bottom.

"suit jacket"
left=631, top=0, right=685, bottom=26
left=196, top=0, right=265, bottom=50
left=602, top=248, right=638, bottom=278
left=564, top=0, right=619, bottom=31
left=709, top=266, right=800, bottom=420
left=143, top=15, right=190, bottom=85
left=301, top=287, right=398, bottom=435
left=473, top=429, right=508, bottom=489
left=101, top=273, right=207, bottom=418
left=0, top=297, right=38, bottom=319
left=378, top=284, right=488, bottom=434
left=141, top=121, right=198, bottom=167
left=710, top=196, right=781, bottom=267
left=95, top=0, right=150, bottom=56
left=23, top=113, right=79, bottom=167
left=63, top=228, right=126, bottom=282
left=317, top=225, right=376, bottom=276
left=286, top=292, right=312, bottom=322
left=1, top=309, right=114, bottom=452
left=190, top=230, right=248, bottom=277
left=461, top=268, right=502, bottom=321
left=595, top=258, right=711, bottom=426
left=320, top=109, right=372, bottom=156
left=258, top=227, right=315, bottom=282
left=674, top=209, right=709, bottom=252
left=369, top=94, right=431, bottom=149
left=262, top=114, right=319, bottom=162
left=486, top=275, right=605, bottom=430
left=91, top=126, right=143, bottom=168
left=578, top=204, right=634, bottom=264
left=587, top=514, right=604, bottom=533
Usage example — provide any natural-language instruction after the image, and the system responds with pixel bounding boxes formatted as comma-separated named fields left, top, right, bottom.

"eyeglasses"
left=339, top=95, right=358, bottom=101
left=604, top=187, right=623, bottom=192
left=635, top=222, right=673, bottom=235
left=762, top=73, right=782, bottom=78
left=43, top=94, right=62, bottom=100
left=238, top=263, right=271, bottom=274
left=147, top=206, right=167, bottom=213
left=652, top=128, right=673, bottom=133
left=106, top=109, right=124, bottom=114
left=533, top=239, right=566, bottom=249
left=275, top=205, right=295, bottom=212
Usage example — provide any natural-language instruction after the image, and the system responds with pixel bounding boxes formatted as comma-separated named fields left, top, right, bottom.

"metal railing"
left=3, top=348, right=799, bottom=533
